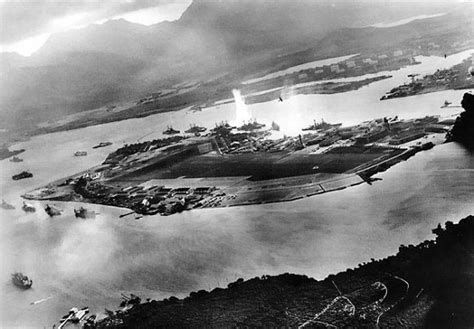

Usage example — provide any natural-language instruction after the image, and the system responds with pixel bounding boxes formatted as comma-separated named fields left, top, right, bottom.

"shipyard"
left=24, top=113, right=450, bottom=217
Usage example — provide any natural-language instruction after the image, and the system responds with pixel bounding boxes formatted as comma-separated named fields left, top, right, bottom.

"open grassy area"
left=110, top=146, right=400, bottom=183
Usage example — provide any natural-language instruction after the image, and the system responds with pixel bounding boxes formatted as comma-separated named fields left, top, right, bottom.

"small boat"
left=1, top=199, right=15, bottom=210
left=22, top=202, right=36, bottom=213
left=74, top=151, right=87, bottom=156
left=93, top=142, right=113, bottom=149
left=11, top=272, right=33, bottom=289
left=74, top=207, right=96, bottom=219
left=12, top=170, right=33, bottom=180
left=188, top=105, right=202, bottom=113
left=441, top=100, right=452, bottom=108
left=44, top=204, right=62, bottom=217
left=9, top=156, right=23, bottom=162
left=163, top=126, right=180, bottom=135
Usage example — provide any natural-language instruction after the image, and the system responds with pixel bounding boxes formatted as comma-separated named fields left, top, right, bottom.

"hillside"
left=0, top=1, right=468, bottom=133
left=91, top=215, right=474, bottom=328
left=448, top=92, right=474, bottom=149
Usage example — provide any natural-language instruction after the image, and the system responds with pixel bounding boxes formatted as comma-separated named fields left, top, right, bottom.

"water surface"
left=0, top=51, right=473, bottom=328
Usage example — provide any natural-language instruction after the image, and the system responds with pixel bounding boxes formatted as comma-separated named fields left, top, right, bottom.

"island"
left=24, top=112, right=453, bottom=217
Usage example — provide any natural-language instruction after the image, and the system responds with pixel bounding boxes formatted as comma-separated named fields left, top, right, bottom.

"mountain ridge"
left=0, top=0, right=468, bottom=132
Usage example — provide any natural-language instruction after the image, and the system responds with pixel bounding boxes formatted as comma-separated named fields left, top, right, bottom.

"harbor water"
left=1, top=50, right=473, bottom=327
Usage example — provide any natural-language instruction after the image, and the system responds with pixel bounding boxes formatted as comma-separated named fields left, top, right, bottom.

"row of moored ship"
left=1, top=199, right=96, bottom=218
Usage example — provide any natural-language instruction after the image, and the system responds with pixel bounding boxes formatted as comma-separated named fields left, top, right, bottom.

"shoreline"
left=87, top=215, right=474, bottom=328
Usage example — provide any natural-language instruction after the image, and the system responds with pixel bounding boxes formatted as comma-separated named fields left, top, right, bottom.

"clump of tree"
left=447, top=92, right=474, bottom=149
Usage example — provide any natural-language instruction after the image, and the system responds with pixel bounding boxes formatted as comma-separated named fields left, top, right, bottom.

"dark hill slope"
left=93, top=216, right=474, bottom=328
left=0, top=1, right=465, bottom=131
left=448, top=92, right=474, bottom=150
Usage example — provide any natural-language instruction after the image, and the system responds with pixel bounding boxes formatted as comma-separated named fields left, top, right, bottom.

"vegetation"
left=92, top=215, right=474, bottom=328
left=448, top=92, right=474, bottom=150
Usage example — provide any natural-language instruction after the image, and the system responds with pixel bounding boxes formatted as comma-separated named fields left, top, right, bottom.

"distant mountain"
left=0, top=0, right=462, bottom=131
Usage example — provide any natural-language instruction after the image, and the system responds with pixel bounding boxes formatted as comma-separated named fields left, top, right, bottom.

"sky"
left=0, top=0, right=192, bottom=56
left=0, top=0, right=468, bottom=57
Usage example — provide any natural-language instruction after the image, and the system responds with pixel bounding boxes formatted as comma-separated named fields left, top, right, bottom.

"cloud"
left=0, top=0, right=186, bottom=44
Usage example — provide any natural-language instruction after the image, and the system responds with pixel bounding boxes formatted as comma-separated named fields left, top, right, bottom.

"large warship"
left=12, top=171, right=33, bottom=180
left=45, top=204, right=62, bottom=217
left=74, top=207, right=96, bottom=219
left=163, top=126, right=180, bottom=135
left=185, top=124, right=207, bottom=134
left=302, top=119, right=342, bottom=131
left=9, top=156, right=23, bottom=162
left=237, top=120, right=266, bottom=131
left=22, top=202, right=36, bottom=213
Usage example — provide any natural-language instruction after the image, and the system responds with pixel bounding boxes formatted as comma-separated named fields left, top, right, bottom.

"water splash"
left=232, top=89, right=251, bottom=125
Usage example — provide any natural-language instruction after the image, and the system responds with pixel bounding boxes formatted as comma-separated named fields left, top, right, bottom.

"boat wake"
left=30, top=296, right=53, bottom=305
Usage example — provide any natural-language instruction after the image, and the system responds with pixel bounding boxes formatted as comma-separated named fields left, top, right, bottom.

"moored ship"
left=45, top=204, right=62, bottom=217
left=302, top=119, right=342, bottom=131
left=11, top=272, right=32, bottom=289
left=22, top=202, right=36, bottom=213
left=74, top=206, right=96, bottom=219
left=163, top=126, right=180, bottom=135
left=93, top=142, right=113, bottom=149
left=12, top=170, right=33, bottom=180
left=237, top=120, right=266, bottom=131
left=9, top=156, right=23, bottom=162
left=185, top=124, right=207, bottom=134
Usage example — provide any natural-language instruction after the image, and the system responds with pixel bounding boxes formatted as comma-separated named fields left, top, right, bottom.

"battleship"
left=22, top=202, right=36, bottom=213
left=302, top=119, right=342, bottom=131
left=11, top=272, right=33, bottom=289
left=12, top=170, right=33, bottom=180
left=74, top=206, right=96, bottom=219
left=1, top=199, right=15, bottom=210
left=74, top=151, right=88, bottom=156
left=185, top=124, right=207, bottom=134
left=237, top=120, right=266, bottom=131
left=9, top=156, right=23, bottom=162
left=210, top=121, right=236, bottom=134
left=163, top=126, right=180, bottom=135
left=92, top=142, right=113, bottom=149
left=44, top=204, right=62, bottom=217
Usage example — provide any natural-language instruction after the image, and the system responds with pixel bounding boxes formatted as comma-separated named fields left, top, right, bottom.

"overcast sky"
left=0, top=0, right=192, bottom=55
left=0, top=0, right=467, bottom=56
